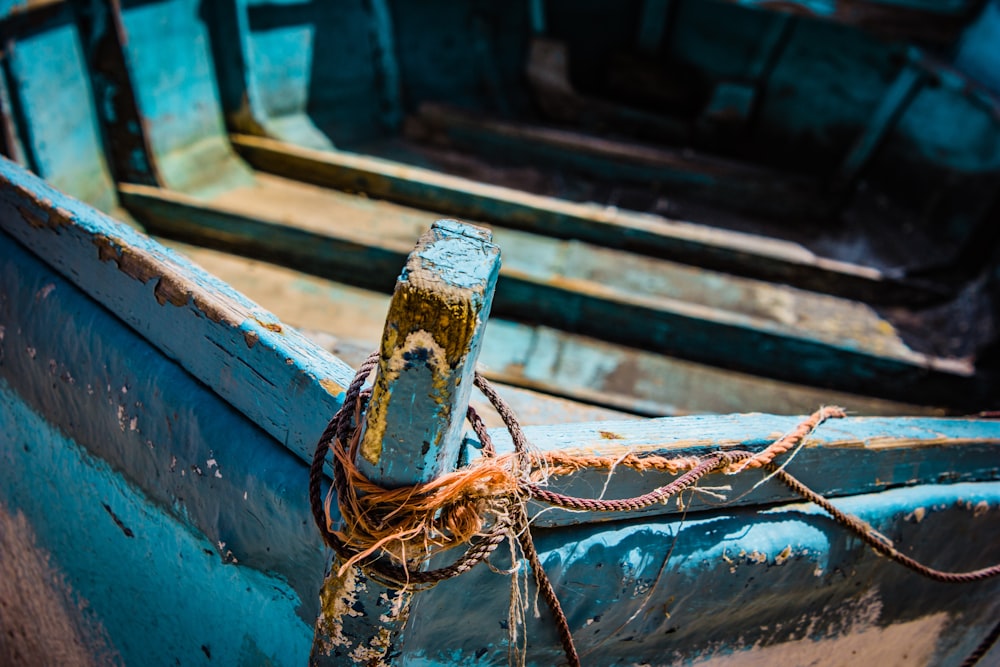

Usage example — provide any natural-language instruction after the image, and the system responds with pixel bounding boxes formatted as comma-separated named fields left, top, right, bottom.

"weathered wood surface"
left=469, top=413, right=1000, bottom=527
left=312, top=220, right=499, bottom=665
left=358, top=220, right=501, bottom=485
left=2, top=196, right=999, bottom=665
left=119, top=170, right=994, bottom=410
left=402, top=480, right=1000, bottom=666
left=0, top=227, right=320, bottom=664
left=229, top=133, right=920, bottom=303
left=0, top=158, right=353, bottom=465
left=169, top=240, right=948, bottom=418
left=407, top=102, right=833, bottom=224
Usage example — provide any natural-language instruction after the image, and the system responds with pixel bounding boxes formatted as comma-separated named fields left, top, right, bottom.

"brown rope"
left=771, top=466, right=1000, bottom=583
left=960, top=619, right=1000, bottom=667
left=310, top=355, right=1000, bottom=666
left=726, top=405, right=846, bottom=472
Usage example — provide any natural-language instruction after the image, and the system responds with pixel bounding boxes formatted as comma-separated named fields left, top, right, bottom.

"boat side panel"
left=0, top=378, right=313, bottom=666
left=0, top=158, right=354, bottom=465
left=113, top=0, right=252, bottom=195
left=0, top=227, right=328, bottom=618
left=402, top=482, right=1000, bottom=665
left=473, top=413, right=1000, bottom=525
left=238, top=0, right=392, bottom=145
left=0, top=3, right=118, bottom=209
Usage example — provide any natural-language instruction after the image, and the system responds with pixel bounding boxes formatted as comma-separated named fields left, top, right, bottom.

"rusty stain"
left=191, top=294, right=241, bottom=326
left=243, top=330, right=259, bottom=348
left=774, top=545, right=793, bottom=565
left=599, top=430, right=624, bottom=440
left=94, top=235, right=121, bottom=262
left=153, top=277, right=189, bottom=307
left=92, top=234, right=252, bottom=328
left=253, top=317, right=284, bottom=334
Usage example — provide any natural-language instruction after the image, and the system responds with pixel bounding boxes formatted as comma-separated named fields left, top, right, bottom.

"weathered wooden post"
left=311, top=220, right=501, bottom=665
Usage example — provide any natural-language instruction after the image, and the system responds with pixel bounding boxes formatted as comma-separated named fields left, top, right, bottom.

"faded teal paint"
left=0, top=227, right=328, bottom=618
left=122, top=145, right=994, bottom=409
left=466, top=413, right=1000, bottom=525
left=229, top=135, right=936, bottom=305
left=360, top=220, right=501, bottom=486
left=0, top=378, right=314, bottom=666
left=401, top=481, right=1000, bottom=665
left=0, top=158, right=354, bottom=467
left=212, top=0, right=401, bottom=147
left=0, top=4, right=118, bottom=210
left=112, top=0, right=252, bottom=196
left=313, top=221, right=499, bottom=665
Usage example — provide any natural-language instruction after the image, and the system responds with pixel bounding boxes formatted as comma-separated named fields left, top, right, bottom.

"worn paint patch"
left=362, top=329, right=450, bottom=466
left=314, top=567, right=411, bottom=665
left=694, top=611, right=950, bottom=667
left=319, top=378, right=345, bottom=397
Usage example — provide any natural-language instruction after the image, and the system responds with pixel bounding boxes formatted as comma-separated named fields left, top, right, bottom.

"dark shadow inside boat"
left=202, top=0, right=999, bottom=302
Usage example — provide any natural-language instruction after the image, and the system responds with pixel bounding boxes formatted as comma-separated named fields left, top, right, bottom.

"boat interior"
left=1, top=0, right=998, bottom=416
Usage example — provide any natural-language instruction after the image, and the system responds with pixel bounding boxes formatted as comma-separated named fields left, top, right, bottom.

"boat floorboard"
left=120, top=170, right=986, bottom=409
left=167, top=241, right=948, bottom=418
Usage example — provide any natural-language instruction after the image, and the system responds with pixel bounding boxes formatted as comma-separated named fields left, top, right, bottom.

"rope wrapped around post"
left=310, top=356, right=1000, bottom=667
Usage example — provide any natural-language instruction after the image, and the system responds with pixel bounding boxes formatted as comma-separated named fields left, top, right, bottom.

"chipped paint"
left=319, top=378, right=345, bottom=397
left=774, top=545, right=793, bottom=565
left=973, top=500, right=990, bottom=518
left=361, top=329, right=450, bottom=466
left=356, top=221, right=500, bottom=485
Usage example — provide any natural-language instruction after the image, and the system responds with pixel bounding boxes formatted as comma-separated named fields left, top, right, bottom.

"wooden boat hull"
left=0, top=0, right=998, bottom=664
left=1, top=158, right=998, bottom=666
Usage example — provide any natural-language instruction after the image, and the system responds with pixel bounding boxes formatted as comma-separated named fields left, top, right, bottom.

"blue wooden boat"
left=0, top=0, right=998, bottom=665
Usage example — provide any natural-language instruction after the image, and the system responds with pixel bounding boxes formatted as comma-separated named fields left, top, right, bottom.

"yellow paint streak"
left=358, top=227, right=484, bottom=467
left=320, top=378, right=345, bottom=397
left=313, top=566, right=365, bottom=656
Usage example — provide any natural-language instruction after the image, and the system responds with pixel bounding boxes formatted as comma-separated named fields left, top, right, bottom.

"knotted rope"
left=309, top=353, right=1000, bottom=666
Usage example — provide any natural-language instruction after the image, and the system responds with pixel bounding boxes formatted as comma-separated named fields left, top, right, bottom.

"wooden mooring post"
left=310, top=220, right=501, bottom=665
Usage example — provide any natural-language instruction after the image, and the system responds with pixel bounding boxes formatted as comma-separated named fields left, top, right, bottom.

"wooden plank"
left=0, top=156, right=353, bottom=466
left=117, top=178, right=993, bottom=409
left=229, top=132, right=942, bottom=304
left=168, top=240, right=949, bottom=418
left=312, top=220, right=499, bottom=665
left=409, top=101, right=832, bottom=222
left=359, top=220, right=501, bottom=485
left=471, top=413, right=1000, bottom=526
left=0, top=229, right=321, bottom=663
